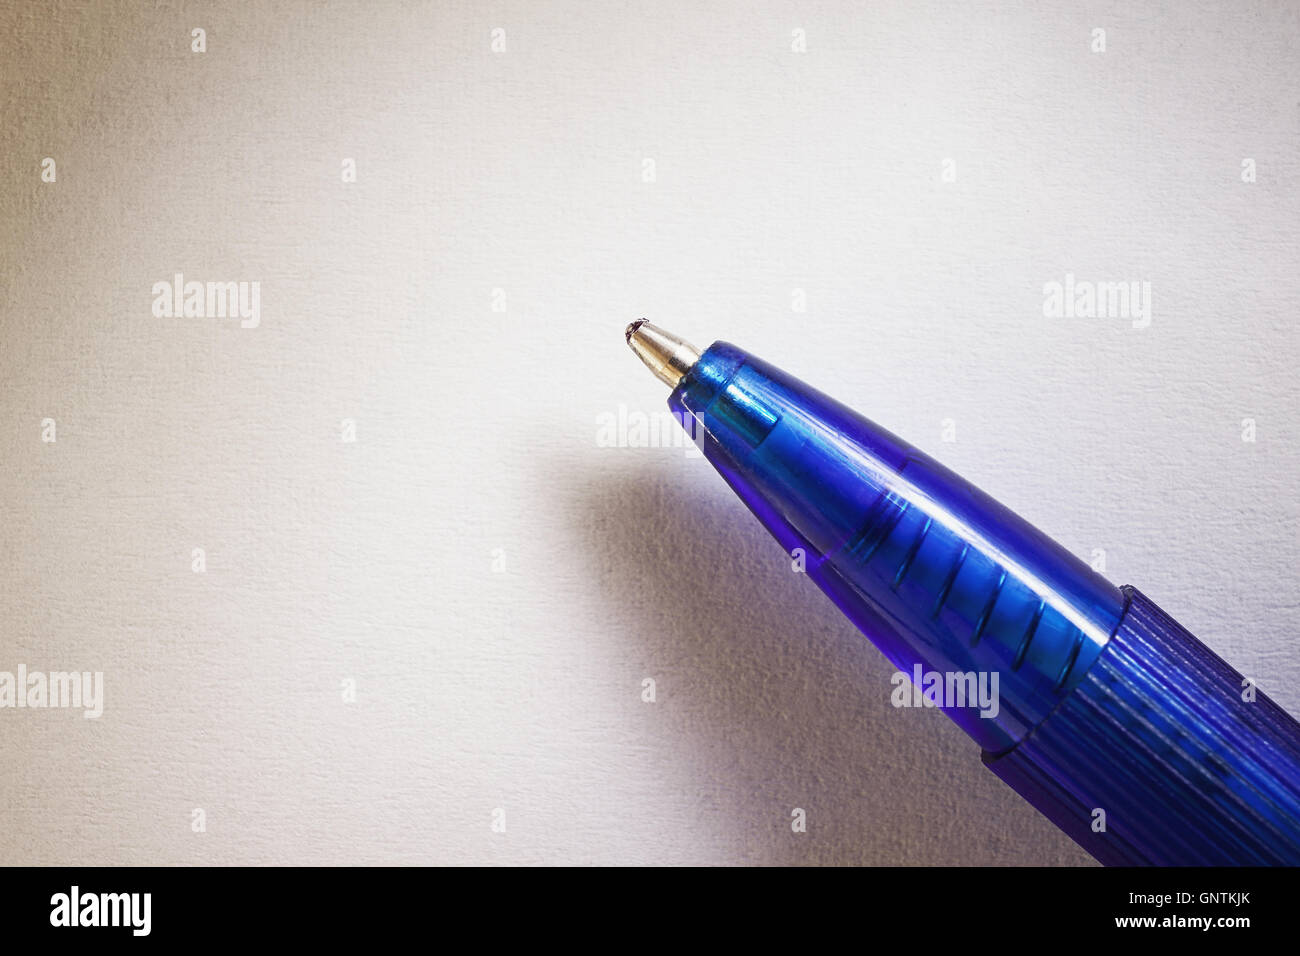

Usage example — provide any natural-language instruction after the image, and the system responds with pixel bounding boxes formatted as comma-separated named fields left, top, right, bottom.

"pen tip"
left=625, top=320, right=703, bottom=390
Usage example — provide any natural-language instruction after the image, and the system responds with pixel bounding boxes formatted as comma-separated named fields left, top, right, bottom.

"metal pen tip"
left=625, top=320, right=702, bottom=389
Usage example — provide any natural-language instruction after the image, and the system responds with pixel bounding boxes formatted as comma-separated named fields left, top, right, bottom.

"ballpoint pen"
left=625, top=320, right=1300, bottom=866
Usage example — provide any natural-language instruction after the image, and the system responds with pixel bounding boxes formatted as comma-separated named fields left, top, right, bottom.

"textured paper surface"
left=1, top=1, right=1297, bottom=865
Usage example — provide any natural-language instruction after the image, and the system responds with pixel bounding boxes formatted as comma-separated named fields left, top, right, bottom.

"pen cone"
left=625, top=320, right=701, bottom=389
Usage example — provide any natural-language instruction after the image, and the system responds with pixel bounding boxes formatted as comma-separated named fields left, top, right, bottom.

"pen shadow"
left=566, top=459, right=1094, bottom=866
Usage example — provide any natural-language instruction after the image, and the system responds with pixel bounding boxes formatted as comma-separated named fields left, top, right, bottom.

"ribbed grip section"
left=983, top=586, right=1300, bottom=865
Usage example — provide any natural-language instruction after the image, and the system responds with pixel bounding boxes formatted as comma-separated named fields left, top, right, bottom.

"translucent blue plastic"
left=667, top=339, right=1300, bottom=864
left=986, top=587, right=1300, bottom=865
left=670, top=342, right=1125, bottom=752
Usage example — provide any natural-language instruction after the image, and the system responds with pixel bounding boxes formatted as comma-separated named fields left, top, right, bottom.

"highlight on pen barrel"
left=629, top=328, right=1125, bottom=753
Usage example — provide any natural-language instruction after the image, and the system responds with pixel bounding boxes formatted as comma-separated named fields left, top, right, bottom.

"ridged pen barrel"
left=985, top=586, right=1300, bottom=865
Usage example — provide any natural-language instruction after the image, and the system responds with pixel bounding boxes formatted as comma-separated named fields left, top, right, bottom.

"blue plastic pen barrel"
left=666, top=338, right=1300, bottom=865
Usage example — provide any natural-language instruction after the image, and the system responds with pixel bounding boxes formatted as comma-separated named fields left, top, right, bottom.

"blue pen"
left=625, top=320, right=1300, bottom=866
